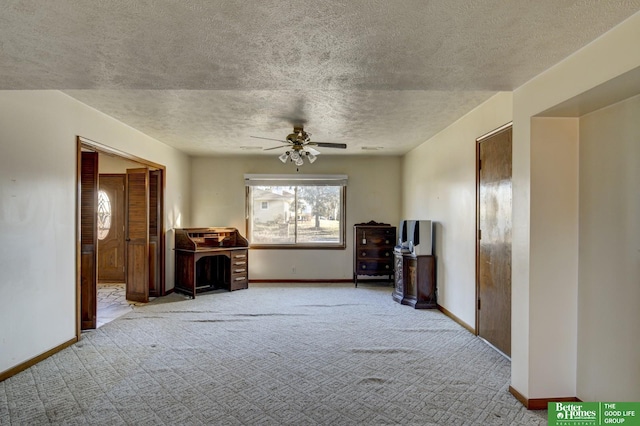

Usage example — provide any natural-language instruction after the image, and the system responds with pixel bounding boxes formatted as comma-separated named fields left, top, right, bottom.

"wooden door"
left=80, top=151, right=98, bottom=330
left=148, top=170, right=163, bottom=297
left=125, top=168, right=149, bottom=303
left=477, top=125, right=512, bottom=356
left=98, top=174, right=125, bottom=283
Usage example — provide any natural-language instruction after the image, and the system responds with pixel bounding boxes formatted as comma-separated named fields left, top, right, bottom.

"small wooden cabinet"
left=353, top=221, right=396, bottom=286
left=393, top=252, right=436, bottom=308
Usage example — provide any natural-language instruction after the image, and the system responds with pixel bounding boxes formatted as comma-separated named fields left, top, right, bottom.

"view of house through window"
left=245, top=175, right=347, bottom=247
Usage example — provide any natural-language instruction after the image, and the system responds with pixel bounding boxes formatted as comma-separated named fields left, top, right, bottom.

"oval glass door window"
left=97, top=190, right=112, bottom=240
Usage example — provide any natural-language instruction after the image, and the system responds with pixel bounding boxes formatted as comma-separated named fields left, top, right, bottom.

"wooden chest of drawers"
left=353, top=222, right=396, bottom=286
left=230, top=249, right=248, bottom=291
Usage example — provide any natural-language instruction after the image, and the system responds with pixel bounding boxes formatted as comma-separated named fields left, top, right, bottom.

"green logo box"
left=548, top=402, right=640, bottom=426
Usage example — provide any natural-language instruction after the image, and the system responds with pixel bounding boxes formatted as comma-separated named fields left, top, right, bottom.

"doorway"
left=77, top=136, right=165, bottom=334
left=476, top=123, right=512, bottom=357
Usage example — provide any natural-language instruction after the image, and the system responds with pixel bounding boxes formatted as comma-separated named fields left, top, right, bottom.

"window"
left=245, top=174, right=347, bottom=248
left=97, top=190, right=111, bottom=240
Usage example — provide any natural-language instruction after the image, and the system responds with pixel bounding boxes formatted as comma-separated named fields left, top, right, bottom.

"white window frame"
left=245, top=174, right=347, bottom=249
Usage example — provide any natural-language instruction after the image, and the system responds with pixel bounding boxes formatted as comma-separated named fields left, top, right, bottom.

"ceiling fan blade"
left=305, top=146, right=321, bottom=156
left=264, top=145, right=291, bottom=151
left=250, top=136, right=288, bottom=143
left=309, top=142, right=347, bottom=149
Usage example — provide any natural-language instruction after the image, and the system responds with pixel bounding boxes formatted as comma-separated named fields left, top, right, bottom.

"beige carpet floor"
left=0, top=283, right=547, bottom=425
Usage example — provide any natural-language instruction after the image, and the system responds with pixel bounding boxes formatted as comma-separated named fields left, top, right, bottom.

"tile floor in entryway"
left=97, top=283, right=148, bottom=328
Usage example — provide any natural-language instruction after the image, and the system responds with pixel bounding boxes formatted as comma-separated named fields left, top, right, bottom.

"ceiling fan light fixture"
left=289, top=151, right=301, bottom=161
left=256, top=126, right=346, bottom=167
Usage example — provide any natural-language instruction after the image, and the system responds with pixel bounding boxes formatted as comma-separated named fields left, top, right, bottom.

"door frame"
left=475, top=122, right=512, bottom=346
left=76, top=136, right=166, bottom=338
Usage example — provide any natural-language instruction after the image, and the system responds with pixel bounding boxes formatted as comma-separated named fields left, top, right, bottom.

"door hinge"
left=478, top=229, right=482, bottom=240
left=477, top=299, right=481, bottom=310
left=478, top=159, right=482, bottom=170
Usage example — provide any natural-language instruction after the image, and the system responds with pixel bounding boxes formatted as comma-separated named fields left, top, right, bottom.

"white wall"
left=511, top=12, right=640, bottom=400
left=0, top=91, right=190, bottom=374
left=528, top=117, right=579, bottom=398
left=98, top=154, right=143, bottom=173
left=190, top=155, right=402, bottom=280
left=402, top=92, right=513, bottom=329
left=577, top=94, right=640, bottom=401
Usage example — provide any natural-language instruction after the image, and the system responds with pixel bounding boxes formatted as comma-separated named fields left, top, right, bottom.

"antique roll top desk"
left=174, top=227, right=249, bottom=298
left=353, top=221, right=396, bottom=286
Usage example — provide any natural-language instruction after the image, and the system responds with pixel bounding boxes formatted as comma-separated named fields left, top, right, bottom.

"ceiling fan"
left=250, top=126, right=347, bottom=166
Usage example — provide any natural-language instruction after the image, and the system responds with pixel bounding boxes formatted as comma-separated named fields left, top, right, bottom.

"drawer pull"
left=361, top=252, right=366, bottom=257
left=234, top=277, right=246, bottom=281
left=385, top=265, right=390, bottom=269
left=234, top=254, right=246, bottom=259
left=234, top=268, right=246, bottom=273
left=234, top=261, right=246, bottom=266
left=385, top=252, right=389, bottom=256
left=361, top=265, right=367, bottom=270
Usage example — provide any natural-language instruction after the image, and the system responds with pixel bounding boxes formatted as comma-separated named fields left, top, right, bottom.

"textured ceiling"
left=2, top=1, right=639, bottom=156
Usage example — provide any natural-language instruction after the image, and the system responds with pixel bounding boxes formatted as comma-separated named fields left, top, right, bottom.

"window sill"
left=249, top=243, right=346, bottom=250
